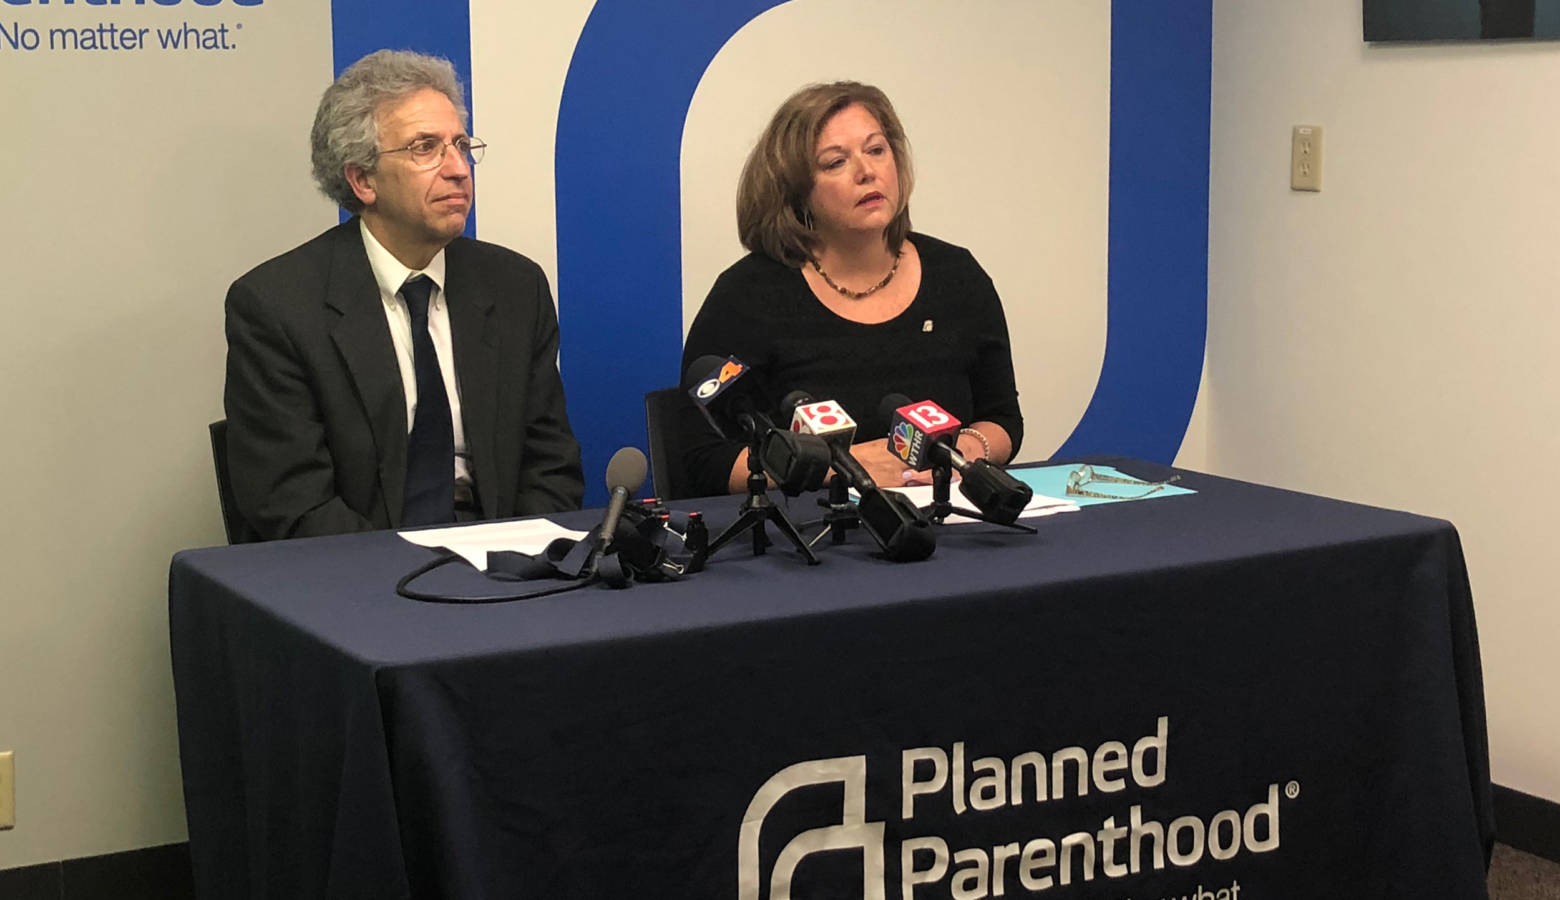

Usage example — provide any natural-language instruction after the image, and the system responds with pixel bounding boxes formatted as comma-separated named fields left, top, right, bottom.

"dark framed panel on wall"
left=1366, top=0, right=1560, bottom=40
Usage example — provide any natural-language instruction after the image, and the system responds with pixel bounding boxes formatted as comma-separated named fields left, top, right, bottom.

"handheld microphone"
left=787, top=393, right=859, bottom=447
left=883, top=395, right=961, bottom=471
left=952, top=461, right=1033, bottom=525
left=857, top=489, right=937, bottom=561
left=597, top=446, right=648, bottom=558
left=553, top=446, right=650, bottom=580
left=880, top=394, right=1033, bottom=525
left=787, top=391, right=935, bottom=559
left=784, top=392, right=877, bottom=490
left=683, top=355, right=760, bottom=440
left=759, top=429, right=831, bottom=495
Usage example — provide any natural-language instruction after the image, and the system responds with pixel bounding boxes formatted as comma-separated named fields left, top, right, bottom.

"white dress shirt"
left=359, top=220, right=474, bottom=502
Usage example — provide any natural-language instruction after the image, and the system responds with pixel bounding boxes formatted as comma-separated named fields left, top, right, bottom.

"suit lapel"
left=444, top=240, right=500, bottom=515
left=326, top=222, right=408, bottom=524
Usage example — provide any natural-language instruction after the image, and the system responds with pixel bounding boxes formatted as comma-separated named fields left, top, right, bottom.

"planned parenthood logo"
left=1, top=0, right=262, bottom=56
left=739, top=755, right=886, bottom=900
left=738, top=717, right=1292, bottom=900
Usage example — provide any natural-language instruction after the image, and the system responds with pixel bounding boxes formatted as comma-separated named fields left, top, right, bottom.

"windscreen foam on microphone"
left=780, top=390, right=814, bottom=420
left=877, top=393, right=913, bottom=423
left=605, top=446, right=648, bottom=495
left=682, top=355, right=729, bottom=391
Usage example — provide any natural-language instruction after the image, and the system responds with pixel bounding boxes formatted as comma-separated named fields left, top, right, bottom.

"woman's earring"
left=801, top=208, right=814, bottom=230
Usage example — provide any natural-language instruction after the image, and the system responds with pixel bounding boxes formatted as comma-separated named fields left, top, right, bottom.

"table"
left=170, top=461, right=1493, bottom=899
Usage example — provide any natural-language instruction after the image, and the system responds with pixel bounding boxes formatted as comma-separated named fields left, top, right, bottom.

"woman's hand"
left=849, top=439, right=928, bottom=487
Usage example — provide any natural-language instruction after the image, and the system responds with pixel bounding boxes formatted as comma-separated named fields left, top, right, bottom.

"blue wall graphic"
left=330, top=0, right=476, bottom=238
left=1054, top=0, right=1211, bottom=462
left=331, top=0, right=1211, bottom=505
left=556, top=0, right=790, bottom=503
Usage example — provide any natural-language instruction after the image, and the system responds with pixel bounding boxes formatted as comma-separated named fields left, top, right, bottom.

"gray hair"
left=310, top=49, right=469, bottom=212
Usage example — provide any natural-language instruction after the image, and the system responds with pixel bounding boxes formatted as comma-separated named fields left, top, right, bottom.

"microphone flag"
left=888, top=399, right=961, bottom=471
left=683, top=355, right=754, bottom=440
left=790, top=400, right=858, bottom=447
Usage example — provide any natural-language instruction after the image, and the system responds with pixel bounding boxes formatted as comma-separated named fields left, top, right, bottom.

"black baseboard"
left=0, top=842, right=193, bottom=900
left=1495, top=783, right=1560, bottom=864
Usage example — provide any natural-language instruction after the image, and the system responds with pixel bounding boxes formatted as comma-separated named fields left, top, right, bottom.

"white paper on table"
left=399, top=518, right=590, bottom=570
left=882, top=483, right=1080, bottom=524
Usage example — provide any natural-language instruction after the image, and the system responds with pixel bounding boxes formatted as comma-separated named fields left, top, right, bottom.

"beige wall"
left=4, top=0, right=1549, bottom=876
left=475, top=0, right=1115, bottom=464
left=1210, top=1, right=1560, bottom=800
left=680, top=0, right=1111, bottom=462
left=0, top=6, right=335, bottom=870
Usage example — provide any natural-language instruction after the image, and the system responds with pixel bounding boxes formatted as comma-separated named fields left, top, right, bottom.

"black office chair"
left=643, top=387, right=695, bottom=500
left=208, top=419, right=253, bottom=544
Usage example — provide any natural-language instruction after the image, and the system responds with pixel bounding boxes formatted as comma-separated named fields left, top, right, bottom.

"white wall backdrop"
left=680, top=0, right=1110, bottom=462
left=0, top=1, right=335, bottom=869
left=7, top=0, right=1552, bottom=877
left=0, top=0, right=1119, bottom=870
left=1210, top=0, right=1560, bottom=801
left=475, top=0, right=1112, bottom=465
left=469, top=0, right=595, bottom=291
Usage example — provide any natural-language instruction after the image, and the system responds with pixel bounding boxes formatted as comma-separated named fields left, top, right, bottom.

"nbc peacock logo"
left=892, top=421, right=915, bottom=461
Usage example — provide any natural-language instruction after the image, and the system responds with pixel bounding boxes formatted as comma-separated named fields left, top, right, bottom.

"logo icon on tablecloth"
left=738, top=755, right=885, bottom=900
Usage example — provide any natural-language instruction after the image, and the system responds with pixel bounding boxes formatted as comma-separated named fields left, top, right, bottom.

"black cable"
left=394, top=551, right=600, bottom=603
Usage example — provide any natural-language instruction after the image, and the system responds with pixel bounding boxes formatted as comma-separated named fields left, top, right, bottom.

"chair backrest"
left=208, top=420, right=251, bottom=544
left=643, top=387, right=693, bottom=500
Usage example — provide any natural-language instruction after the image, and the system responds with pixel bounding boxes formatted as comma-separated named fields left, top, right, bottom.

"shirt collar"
left=359, top=218, right=447, bottom=301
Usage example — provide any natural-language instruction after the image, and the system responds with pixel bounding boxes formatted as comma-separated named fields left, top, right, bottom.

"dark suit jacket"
left=224, top=220, right=585, bottom=540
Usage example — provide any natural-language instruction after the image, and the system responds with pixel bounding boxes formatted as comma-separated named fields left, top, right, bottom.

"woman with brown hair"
left=678, top=81, right=1023, bottom=496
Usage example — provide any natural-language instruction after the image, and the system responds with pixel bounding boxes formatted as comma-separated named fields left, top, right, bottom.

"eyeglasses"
left=1065, top=465, right=1181, bottom=501
left=377, top=136, right=487, bottom=170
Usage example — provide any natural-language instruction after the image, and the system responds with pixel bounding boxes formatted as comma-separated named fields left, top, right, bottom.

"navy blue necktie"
left=400, top=276, right=455, bottom=525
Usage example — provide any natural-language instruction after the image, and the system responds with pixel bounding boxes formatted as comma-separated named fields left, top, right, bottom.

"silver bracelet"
left=958, top=427, right=991, bottom=460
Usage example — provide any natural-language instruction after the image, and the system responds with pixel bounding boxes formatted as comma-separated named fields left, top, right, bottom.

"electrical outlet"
left=1291, top=125, right=1323, bottom=192
left=0, top=750, right=13, bottom=829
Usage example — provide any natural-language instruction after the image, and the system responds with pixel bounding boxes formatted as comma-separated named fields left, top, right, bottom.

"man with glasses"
left=223, top=49, right=584, bottom=540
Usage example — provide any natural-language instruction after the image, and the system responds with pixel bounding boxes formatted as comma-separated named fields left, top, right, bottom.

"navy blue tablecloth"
left=170, top=462, right=1493, bottom=899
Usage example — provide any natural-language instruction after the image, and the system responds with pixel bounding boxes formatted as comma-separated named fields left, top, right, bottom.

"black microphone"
left=788, top=392, right=935, bottom=560
left=857, top=489, right=936, bottom=561
left=783, top=391, right=878, bottom=490
left=684, top=361, right=831, bottom=494
left=880, top=393, right=1032, bottom=525
left=953, top=462, right=1033, bottom=525
left=683, top=355, right=762, bottom=441
left=597, top=446, right=648, bottom=559
left=759, top=429, right=831, bottom=495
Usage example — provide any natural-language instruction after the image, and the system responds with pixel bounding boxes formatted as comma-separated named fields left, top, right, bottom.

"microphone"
left=683, top=355, right=760, bottom=441
left=788, top=391, right=935, bottom=560
left=784, top=392, right=877, bottom=490
left=760, top=428, right=832, bottom=495
left=786, top=393, right=858, bottom=446
left=951, top=460, right=1033, bottom=525
left=597, top=446, right=648, bottom=559
left=857, top=488, right=937, bottom=561
left=880, top=394, right=1033, bottom=525
left=882, top=395, right=961, bottom=471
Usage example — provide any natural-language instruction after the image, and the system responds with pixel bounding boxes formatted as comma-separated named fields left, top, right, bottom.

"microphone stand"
left=806, top=474, right=860, bottom=548
left=706, top=415, right=820, bottom=565
left=920, top=460, right=1037, bottom=534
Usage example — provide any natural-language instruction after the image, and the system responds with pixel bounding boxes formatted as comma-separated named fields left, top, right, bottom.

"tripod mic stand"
left=806, top=474, right=861, bottom=548
left=919, top=463, right=1037, bottom=534
left=706, top=419, right=820, bottom=564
